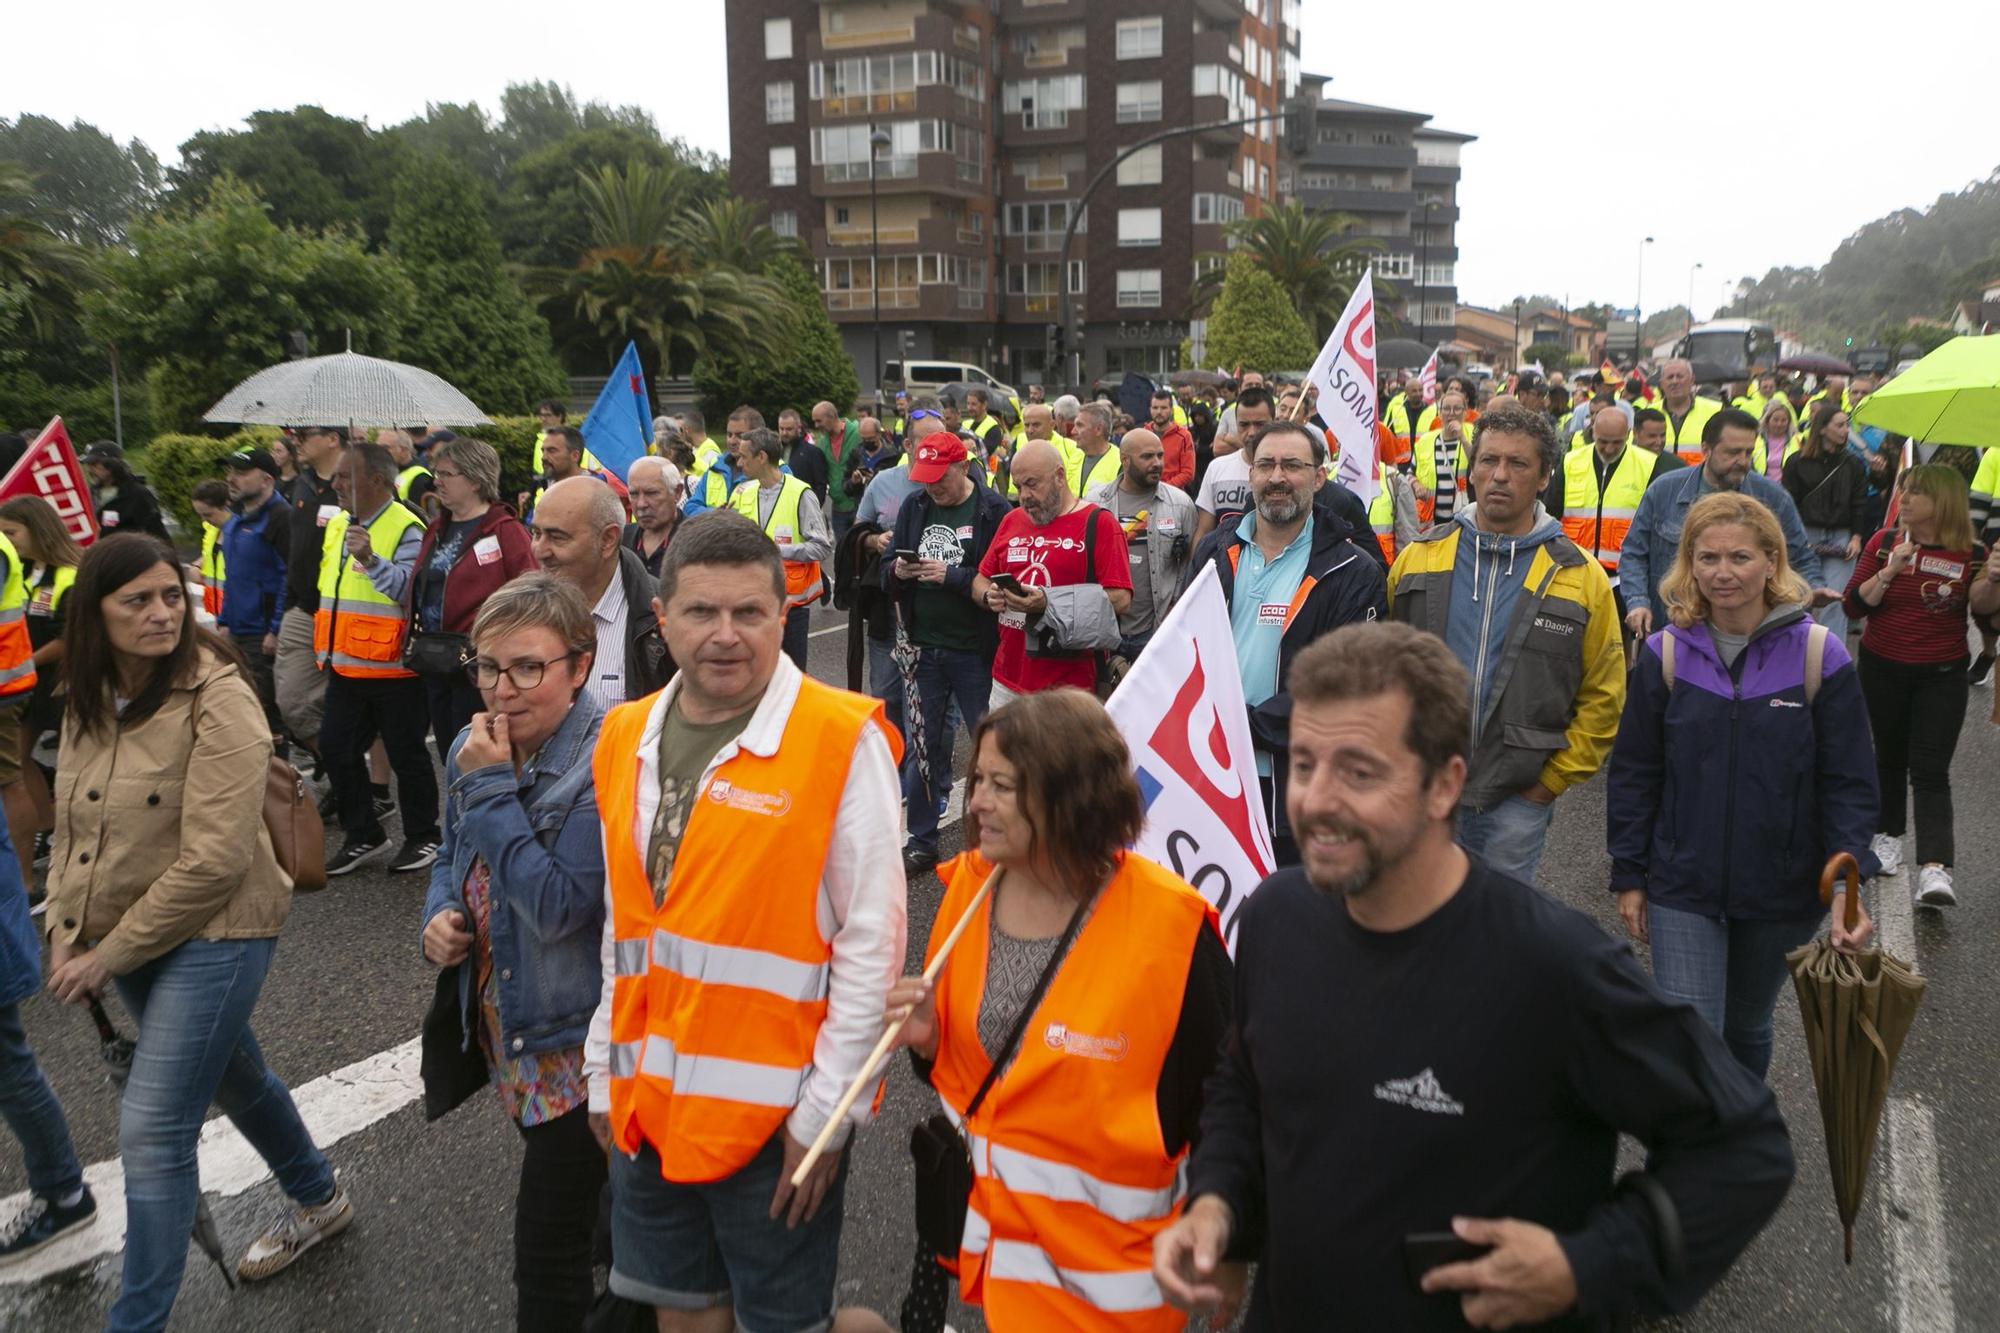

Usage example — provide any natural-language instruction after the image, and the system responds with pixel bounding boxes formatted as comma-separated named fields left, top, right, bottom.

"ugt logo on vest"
left=1043, top=1021, right=1129, bottom=1063
left=704, top=779, right=793, bottom=818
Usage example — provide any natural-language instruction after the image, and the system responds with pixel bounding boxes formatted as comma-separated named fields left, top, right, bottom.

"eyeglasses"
left=468, top=653, right=578, bottom=690
left=432, top=467, right=463, bottom=481
left=1249, top=457, right=1314, bottom=477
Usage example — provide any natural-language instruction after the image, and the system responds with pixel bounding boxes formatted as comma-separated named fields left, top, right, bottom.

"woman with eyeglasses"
left=405, top=436, right=537, bottom=763
left=421, top=571, right=607, bottom=1332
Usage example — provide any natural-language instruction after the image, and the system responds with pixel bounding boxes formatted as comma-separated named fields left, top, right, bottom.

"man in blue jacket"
left=1621, top=408, right=1831, bottom=638
left=221, top=448, right=293, bottom=731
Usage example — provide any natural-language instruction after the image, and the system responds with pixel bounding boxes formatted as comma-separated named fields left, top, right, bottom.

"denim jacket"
left=422, top=699, right=606, bottom=1058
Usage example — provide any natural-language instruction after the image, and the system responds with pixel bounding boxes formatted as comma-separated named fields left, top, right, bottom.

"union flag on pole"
left=1107, top=564, right=1275, bottom=954
left=1305, top=272, right=1380, bottom=502
left=4, top=419, right=99, bottom=547
left=1418, top=348, right=1439, bottom=404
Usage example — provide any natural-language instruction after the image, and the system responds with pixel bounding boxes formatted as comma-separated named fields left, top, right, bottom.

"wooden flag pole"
left=789, top=867, right=1000, bottom=1187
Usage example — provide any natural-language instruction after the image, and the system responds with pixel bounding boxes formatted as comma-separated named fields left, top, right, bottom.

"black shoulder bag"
left=907, top=897, right=1088, bottom=1256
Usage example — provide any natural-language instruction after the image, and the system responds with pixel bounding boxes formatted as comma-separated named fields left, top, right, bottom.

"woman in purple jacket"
left=1607, top=492, right=1877, bottom=1077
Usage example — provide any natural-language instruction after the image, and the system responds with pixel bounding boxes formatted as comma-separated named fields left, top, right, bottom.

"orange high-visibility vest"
left=313, top=500, right=422, bottom=679
left=0, top=535, right=38, bottom=702
left=929, top=850, right=1215, bottom=1333
left=1560, top=443, right=1655, bottom=573
left=595, top=675, right=900, bottom=1182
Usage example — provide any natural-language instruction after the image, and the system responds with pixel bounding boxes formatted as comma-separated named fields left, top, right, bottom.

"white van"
left=882, top=360, right=1019, bottom=405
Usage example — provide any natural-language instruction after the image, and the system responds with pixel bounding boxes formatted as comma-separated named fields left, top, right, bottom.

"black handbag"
left=907, top=898, right=1088, bottom=1256
left=404, top=630, right=474, bottom=677
left=419, top=964, right=488, bottom=1122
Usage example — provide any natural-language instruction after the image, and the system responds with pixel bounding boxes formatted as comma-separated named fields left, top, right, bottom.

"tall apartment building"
left=1289, top=72, right=1472, bottom=344
left=725, top=0, right=1298, bottom=395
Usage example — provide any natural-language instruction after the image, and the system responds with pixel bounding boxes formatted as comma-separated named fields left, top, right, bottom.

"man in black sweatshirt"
left=1154, top=621, right=1793, bottom=1331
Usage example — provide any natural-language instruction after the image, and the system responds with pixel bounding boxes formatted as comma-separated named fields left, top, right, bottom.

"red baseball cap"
left=909, top=431, right=969, bottom=483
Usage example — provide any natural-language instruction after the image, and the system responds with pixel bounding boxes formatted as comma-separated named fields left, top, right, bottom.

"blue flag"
left=578, top=342, right=652, bottom=480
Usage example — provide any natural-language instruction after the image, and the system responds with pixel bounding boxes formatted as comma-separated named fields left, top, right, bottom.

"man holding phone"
left=882, top=433, right=1010, bottom=874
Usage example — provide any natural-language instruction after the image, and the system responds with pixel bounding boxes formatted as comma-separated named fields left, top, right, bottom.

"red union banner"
left=4, top=418, right=100, bottom=547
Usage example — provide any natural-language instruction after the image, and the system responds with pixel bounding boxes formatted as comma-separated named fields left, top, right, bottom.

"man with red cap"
left=882, top=433, right=1012, bottom=874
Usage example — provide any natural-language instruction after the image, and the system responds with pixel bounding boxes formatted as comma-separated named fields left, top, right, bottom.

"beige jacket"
left=44, top=648, right=289, bottom=974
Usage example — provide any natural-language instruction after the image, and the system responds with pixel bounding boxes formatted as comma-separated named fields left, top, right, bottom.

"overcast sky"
left=11, top=0, right=1994, bottom=320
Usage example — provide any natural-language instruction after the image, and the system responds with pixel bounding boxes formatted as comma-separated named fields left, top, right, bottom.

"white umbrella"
left=204, top=351, right=491, bottom=428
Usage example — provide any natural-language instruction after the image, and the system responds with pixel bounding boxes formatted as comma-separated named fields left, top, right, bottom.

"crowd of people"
left=0, top=345, right=1991, bottom=1332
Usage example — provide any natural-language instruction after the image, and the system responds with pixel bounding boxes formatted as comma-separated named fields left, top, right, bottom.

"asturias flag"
left=578, top=342, right=653, bottom=480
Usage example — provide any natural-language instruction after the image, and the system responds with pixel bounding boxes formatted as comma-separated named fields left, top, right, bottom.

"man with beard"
left=778, top=408, right=831, bottom=505
left=1148, top=389, right=1196, bottom=489
left=1153, top=622, right=1793, bottom=1332
left=1189, top=421, right=1385, bottom=866
left=1086, top=427, right=1196, bottom=658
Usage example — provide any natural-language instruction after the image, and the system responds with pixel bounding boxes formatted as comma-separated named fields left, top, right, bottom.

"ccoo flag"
left=1417, top=348, right=1439, bottom=404
left=1106, top=564, right=1276, bottom=955
left=4, top=418, right=98, bottom=547
left=578, top=341, right=653, bottom=480
left=1305, top=272, right=1379, bottom=502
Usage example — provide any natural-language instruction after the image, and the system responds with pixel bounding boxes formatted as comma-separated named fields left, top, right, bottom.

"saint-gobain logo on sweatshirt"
left=704, top=779, right=792, bottom=818
left=1373, top=1068, right=1465, bottom=1116
left=1043, top=1022, right=1129, bottom=1063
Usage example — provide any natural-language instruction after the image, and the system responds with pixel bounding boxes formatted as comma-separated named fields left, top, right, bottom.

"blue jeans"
left=781, top=605, right=810, bottom=670
left=108, top=938, right=335, bottom=1333
left=1644, top=903, right=1824, bottom=1078
left=1456, top=794, right=1556, bottom=885
left=609, top=1131, right=847, bottom=1333
left=905, top=646, right=991, bottom=857
left=866, top=633, right=905, bottom=742
left=1802, top=524, right=1856, bottom=638
left=0, top=1001, right=83, bottom=1199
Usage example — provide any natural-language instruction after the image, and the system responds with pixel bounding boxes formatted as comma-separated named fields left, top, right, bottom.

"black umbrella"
left=937, top=383, right=1017, bottom=428
left=1167, top=368, right=1228, bottom=389
left=86, top=997, right=237, bottom=1289
left=1377, top=338, right=1434, bottom=372
left=1780, top=353, right=1856, bottom=378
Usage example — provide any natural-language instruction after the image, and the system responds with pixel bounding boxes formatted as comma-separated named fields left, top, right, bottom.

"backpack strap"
left=1803, top=622, right=1828, bottom=707
left=1659, top=630, right=1676, bottom=691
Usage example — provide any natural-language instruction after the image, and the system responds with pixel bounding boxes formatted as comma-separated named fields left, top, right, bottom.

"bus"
left=1670, top=319, right=1778, bottom=379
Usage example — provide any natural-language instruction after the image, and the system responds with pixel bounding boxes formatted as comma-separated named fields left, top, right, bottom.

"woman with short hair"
left=421, top=571, right=607, bottom=1332
left=887, top=689, right=1235, bottom=1332
left=43, top=533, right=349, bottom=1327
left=406, top=435, right=537, bottom=762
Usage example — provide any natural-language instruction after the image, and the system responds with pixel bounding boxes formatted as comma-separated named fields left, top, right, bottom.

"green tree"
left=693, top=256, right=857, bottom=426
left=1192, top=202, right=1385, bottom=340
left=1522, top=341, right=1577, bottom=370
left=0, top=162, right=96, bottom=339
left=169, top=107, right=411, bottom=245
left=672, top=198, right=803, bottom=275
left=0, top=114, right=161, bottom=245
left=87, top=176, right=415, bottom=432
left=390, top=102, right=506, bottom=189
left=1203, top=252, right=1317, bottom=373
left=497, top=127, right=698, bottom=270
left=386, top=154, right=566, bottom=415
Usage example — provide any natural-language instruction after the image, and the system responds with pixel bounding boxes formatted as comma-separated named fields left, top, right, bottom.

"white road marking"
left=0, top=1038, right=422, bottom=1285
left=809, top=622, right=847, bottom=639
left=1875, top=860, right=1916, bottom=969
left=1884, top=1095, right=1955, bottom=1332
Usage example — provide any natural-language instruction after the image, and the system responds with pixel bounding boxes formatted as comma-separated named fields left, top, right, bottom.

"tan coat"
left=44, top=647, right=289, bottom=974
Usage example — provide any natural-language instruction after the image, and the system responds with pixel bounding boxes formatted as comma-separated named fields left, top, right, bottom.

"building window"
left=1116, top=81, right=1163, bottom=123
left=1117, top=269, right=1163, bottom=308
left=1258, top=163, right=1269, bottom=197
left=809, top=50, right=986, bottom=114
left=1006, top=261, right=1084, bottom=314
left=1371, top=253, right=1414, bottom=280
left=770, top=209, right=798, bottom=239
left=1002, top=74, right=1085, bottom=129
left=1416, top=140, right=1461, bottom=168
left=1116, top=17, right=1163, bottom=59
left=812, top=119, right=963, bottom=183
left=1006, top=200, right=1084, bottom=252
left=765, top=82, right=794, bottom=124
left=1372, top=131, right=1398, bottom=146
left=1191, top=194, right=1244, bottom=225
left=769, top=146, right=796, bottom=187
left=764, top=18, right=791, bottom=59
left=1118, top=208, right=1161, bottom=247
left=958, top=259, right=987, bottom=311
left=1116, top=144, right=1163, bottom=187
left=1193, top=254, right=1225, bottom=284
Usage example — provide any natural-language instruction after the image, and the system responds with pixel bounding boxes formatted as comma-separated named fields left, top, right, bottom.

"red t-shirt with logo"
left=1846, top=529, right=1988, bottom=665
left=977, top=503, right=1132, bottom=693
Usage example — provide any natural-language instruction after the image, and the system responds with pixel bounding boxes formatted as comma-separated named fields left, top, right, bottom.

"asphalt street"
left=2, top=607, right=1995, bottom=1332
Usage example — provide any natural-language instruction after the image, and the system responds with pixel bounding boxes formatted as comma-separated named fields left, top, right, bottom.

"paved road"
left=3, top=608, right=1994, bottom=1331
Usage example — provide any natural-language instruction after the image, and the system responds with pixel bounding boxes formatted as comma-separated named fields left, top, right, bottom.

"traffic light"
left=1283, top=96, right=1312, bottom=157
left=898, top=330, right=916, bottom=356
left=1045, top=323, right=1062, bottom=364
left=1844, top=337, right=1854, bottom=347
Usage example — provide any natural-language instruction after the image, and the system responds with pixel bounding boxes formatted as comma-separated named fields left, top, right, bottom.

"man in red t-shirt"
left=974, top=441, right=1133, bottom=703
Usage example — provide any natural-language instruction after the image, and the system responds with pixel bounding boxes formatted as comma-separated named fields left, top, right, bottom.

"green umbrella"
left=1851, top=336, right=2000, bottom=445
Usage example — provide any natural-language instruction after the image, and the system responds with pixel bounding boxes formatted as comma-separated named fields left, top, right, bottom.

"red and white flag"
left=1305, top=272, right=1380, bottom=502
left=1417, top=348, right=1439, bottom=404
left=1107, top=565, right=1275, bottom=954
left=5, top=419, right=98, bottom=547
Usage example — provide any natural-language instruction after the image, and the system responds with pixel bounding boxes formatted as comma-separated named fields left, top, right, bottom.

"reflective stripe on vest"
left=312, top=502, right=420, bottom=678
left=729, top=475, right=823, bottom=607
left=199, top=522, right=226, bottom=616
left=396, top=464, right=432, bottom=501
left=1561, top=445, right=1654, bottom=570
left=1662, top=396, right=1723, bottom=466
left=594, top=681, right=899, bottom=1182
left=928, top=850, right=1211, bottom=1332
left=0, top=535, right=38, bottom=698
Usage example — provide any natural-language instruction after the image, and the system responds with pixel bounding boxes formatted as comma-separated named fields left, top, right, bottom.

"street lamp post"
left=1633, top=235, right=1654, bottom=365
left=1686, top=261, right=1703, bottom=335
left=868, top=125, right=892, bottom=411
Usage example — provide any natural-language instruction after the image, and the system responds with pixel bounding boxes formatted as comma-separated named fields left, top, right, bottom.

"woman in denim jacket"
left=421, top=572, right=606, bottom=1332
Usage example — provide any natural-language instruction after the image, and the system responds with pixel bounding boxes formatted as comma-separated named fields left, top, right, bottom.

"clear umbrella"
left=203, top=352, right=490, bottom=428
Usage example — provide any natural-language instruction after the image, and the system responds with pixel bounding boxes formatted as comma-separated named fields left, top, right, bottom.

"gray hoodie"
left=1444, top=503, right=1567, bottom=726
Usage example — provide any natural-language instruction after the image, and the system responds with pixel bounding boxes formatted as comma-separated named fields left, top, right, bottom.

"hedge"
left=144, top=427, right=279, bottom=535
left=448, top=417, right=540, bottom=507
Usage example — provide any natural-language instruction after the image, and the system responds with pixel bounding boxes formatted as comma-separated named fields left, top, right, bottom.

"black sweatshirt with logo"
left=1187, top=859, right=1793, bottom=1330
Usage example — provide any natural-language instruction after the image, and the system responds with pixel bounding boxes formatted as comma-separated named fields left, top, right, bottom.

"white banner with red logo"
left=1306, top=273, right=1380, bottom=502
left=5, top=419, right=98, bottom=546
left=1418, top=348, right=1439, bottom=404
left=1107, top=564, right=1276, bottom=954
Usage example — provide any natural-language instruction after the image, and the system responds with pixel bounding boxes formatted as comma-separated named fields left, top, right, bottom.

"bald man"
left=532, top=476, right=671, bottom=707
left=973, top=441, right=1132, bottom=704
left=1085, top=428, right=1196, bottom=656
left=1656, top=357, right=1725, bottom=465
left=622, top=456, right=683, bottom=578
left=810, top=398, right=864, bottom=542
left=1015, top=403, right=1083, bottom=496
left=1548, top=406, right=1685, bottom=635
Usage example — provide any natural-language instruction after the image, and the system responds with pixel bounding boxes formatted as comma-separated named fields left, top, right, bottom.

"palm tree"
left=670, top=197, right=804, bottom=276
left=0, top=161, right=97, bottom=339
left=1190, top=201, right=1389, bottom=342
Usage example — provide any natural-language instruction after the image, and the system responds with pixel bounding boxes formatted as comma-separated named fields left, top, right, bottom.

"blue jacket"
left=1622, top=468, right=1823, bottom=615
left=0, top=823, right=38, bottom=1009
left=422, top=699, right=606, bottom=1058
left=1606, top=610, right=1879, bottom=919
left=218, top=492, right=292, bottom=638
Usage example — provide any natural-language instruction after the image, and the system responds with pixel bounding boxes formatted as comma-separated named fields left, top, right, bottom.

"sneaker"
left=1972, top=653, right=1996, bottom=687
left=237, top=1182, right=353, bottom=1282
left=903, top=846, right=939, bottom=877
left=388, top=839, right=439, bottom=874
left=1870, top=833, right=1903, bottom=878
left=316, top=788, right=339, bottom=821
left=1915, top=864, right=1957, bottom=908
left=325, top=838, right=386, bottom=877
left=0, top=1190, right=96, bottom=1264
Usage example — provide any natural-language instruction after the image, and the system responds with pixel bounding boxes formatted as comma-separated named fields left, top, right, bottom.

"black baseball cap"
left=227, top=447, right=281, bottom=479
left=80, top=440, right=125, bottom=464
